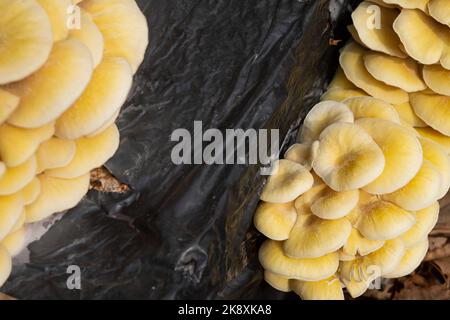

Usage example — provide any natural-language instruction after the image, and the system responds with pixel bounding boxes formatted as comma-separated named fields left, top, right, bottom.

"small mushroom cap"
left=46, top=124, right=120, bottom=179
left=347, top=25, right=366, bottom=47
left=284, top=142, right=319, bottom=171
left=18, top=177, right=41, bottom=206
left=419, top=137, right=450, bottom=198
left=352, top=2, right=406, bottom=58
left=300, top=101, right=354, bottom=143
left=423, top=65, right=450, bottom=96
left=80, top=0, right=149, bottom=73
left=400, top=202, right=439, bottom=248
left=0, top=244, right=12, bottom=287
left=410, top=93, right=450, bottom=136
left=416, top=127, right=450, bottom=153
left=86, top=109, right=120, bottom=138
left=393, top=9, right=448, bottom=66
left=310, top=189, right=359, bottom=220
left=6, top=39, right=93, bottom=128
left=0, top=156, right=37, bottom=196
left=291, top=276, right=344, bottom=300
left=69, top=10, right=104, bottom=68
left=393, top=102, right=427, bottom=127
left=0, top=122, right=54, bottom=167
left=338, top=249, right=356, bottom=261
left=0, top=194, right=24, bottom=241
left=25, top=173, right=90, bottom=223
left=342, top=277, right=370, bottom=299
left=382, top=160, right=442, bottom=211
left=339, top=42, right=409, bottom=104
left=428, top=0, right=450, bottom=26
left=36, top=0, right=72, bottom=41
left=253, top=202, right=297, bottom=241
left=342, top=228, right=385, bottom=257
left=329, top=67, right=359, bottom=90
left=0, top=90, right=19, bottom=125
left=10, top=210, right=25, bottom=233
left=384, top=0, right=429, bottom=11
left=258, top=240, right=339, bottom=281
left=343, top=96, right=401, bottom=123
left=55, top=57, right=132, bottom=139
left=313, top=122, right=385, bottom=192
left=294, top=182, right=328, bottom=214
left=260, top=159, right=314, bottom=203
left=357, top=118, right=423, bottom=194
left=364, top=52, right=427, bottom=92
left=283, top=211, right=352, bottom=259
left=264, top=271, right=291, bottom=292
left=320, top=88, right=367, bottom=102
left=36, top=138, right=76, bottom=174
left=1, top=226, right=26, bottom=257
left=384, top=238, right=429, bottom=278
left=0, top=0, right=52, bottom=85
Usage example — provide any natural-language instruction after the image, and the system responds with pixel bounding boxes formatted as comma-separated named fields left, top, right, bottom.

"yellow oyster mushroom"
left=416, top=127, right=450, bottom=153
left=343, top=96, right=400, bottom=123
left=0, top=90, right=19, bottom=125
left=423, top=65, right=450, bottom=96
left=258, top=240, right=339, bottom=281
left=46, top=125, right=120, bottom=179
left=36, top=138, right=76, bottom=174
left=382, top=160, right=442, bottom=211
left=428, top=0, right=450, bottom=26
left=0, top=122, right=54, bottom=167
left=299, top=101, right=354, bottom=143
left=0, top=194, right=24, bottom=241
left=291, top=276, right=344, bottom=300
left=0, top=244, right=12, bottom=287
left=253, top=202, right=297, bottom=241
left=264, top=271, right=291, bottom=292
left=283, top=212, right=352, bottom=258
left=342, top=277, right=371, bottom=299
left=0, top=0, right=52, bottom=85
left=342, top=228, right=385, bottom=257
left=36, top=0, right=72, bottom=42
left=0, top=157, right=37, bottom=196
left=18, top=177, right=41, bottom=206
left=260, top=159, right=314, bottom=203
left=400, top=202, right=439, bottom=248
left=340, top=42, right=409, bottom=104
left=313, top=122, right=385, bottom=192
left=6, top=39, right=93, bottom=128
left=284, top=142, right=319, bottom=171
left=384, top=238, right=429, bottom=278
left=383, top=0, right=429, bottom=11
left=1, top=226, right=26, bottom=257
left=393, top=102, right=427, bottom=127
left=25, top=173, right=90, bottom=223
left=410, top=93, right=450, bottom=136
left=364, top=53, right=426, bottom=92
left=310, top=188, right=359, bottom=220
left=294, top=182, right=328, bottom=214
left=87, top=109, right=120, bottom=138
left=357, top=118, right=423, bottom=194
left=347, top=25, right=366, bottom=47
left=329, top=67, right=359, bottom=90
left=10, top=211, right=25, bottom=233
left=338, top=249, right=356, bottom=261
left=55, top=57, right=132, bottom=139
left=320, top=88, right=367, bottom=102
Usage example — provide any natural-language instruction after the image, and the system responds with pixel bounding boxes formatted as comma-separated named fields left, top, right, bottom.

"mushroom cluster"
left=256, top=0, right=450, bottom=300
left=0, top=0, right=148, bottom=287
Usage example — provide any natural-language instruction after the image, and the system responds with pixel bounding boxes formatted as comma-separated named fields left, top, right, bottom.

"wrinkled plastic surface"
left=4, top=0, right=360, bottom=299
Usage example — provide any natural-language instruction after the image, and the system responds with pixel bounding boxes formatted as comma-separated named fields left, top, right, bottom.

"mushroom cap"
left=0, top=0, right=52, bottom=85
left=357, top=118, right=423, bottom=194
left=283, top=211, right=352, bottom=259
left=46, top=124, right=120, bottom=179
left=428, top=0, right=450, bottom=26
left=36, top=0, right=72, bottom=42
left=384, top=238, right=429, bottom=278
left=351, top=2, right=406, bottom=58
left=393, top=9, right=448, bottom=66
left=347, top=25, right=366, bottom=47
left=284, top=142, right=319, bottom=171
left=0, top=90, right=19, bottom=125
left=410, top=93, right=450, bottom=136
left=36, top=138, right=77, bottom=174
left=423, top=64, right=450, bottom=96
left=69, top=10, right=104, bottom=68
left=25, top=173, right=90, bottom=223
left=342, top=228, right=385, bottom=257
left=320, top=88, right=367, bottom=102
left=340, top=42, right=409, bottom=104
left=312, top=122, right=385, bottom=192
left=55, top=57, right=132, bottom=139
left=342, top=277, right=370, bottom=299
left=419, top=137, right=450, bottom=198
left=0, top=122, right=54, bottom=167
left=384, top=0, right=429, bottom=11
left=0, top=156, right=37, bottom=196
left=80, top=0, right=149, bottom=73
left=364, top=52, right=427, bottom=92
left=253, top=202, right=297, bottom=241
left=258, top=240, right=339, bottom=281
left=0, top=194, right=24, bottom=241
left=393, top=102, right=427, bottom=127
left=294, top=182, right=328, bottom=214
left=6, top=39, right=93, bottom=128
left=264, top=271, right=291, bottom=292
left=18, top=177, right=41, bottom=206
left=329, top=67, right=359, bottom=90
left=310, top=189, right=359, bottom=220
left=416, top=127, right=450, bottom=153
left=260, top=159, right=314, bottom=203
left=338, top=250, right=356, bottom=261
left=0, top=244, right=12, bottom=287
left=10, top=210, right=25, bottom=233
left=382, top=160, right=442, bottom=211
left=291, top=276, right=344, bottom=300
left=86, top=109, right=120, bottom=138
left=400, top=202, right=439, bottom=247
left=300, top=101, right=354, bottom=143
left=1, top=226, right=26, bottom=257
left=343, top=96, right=401, bottom=123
